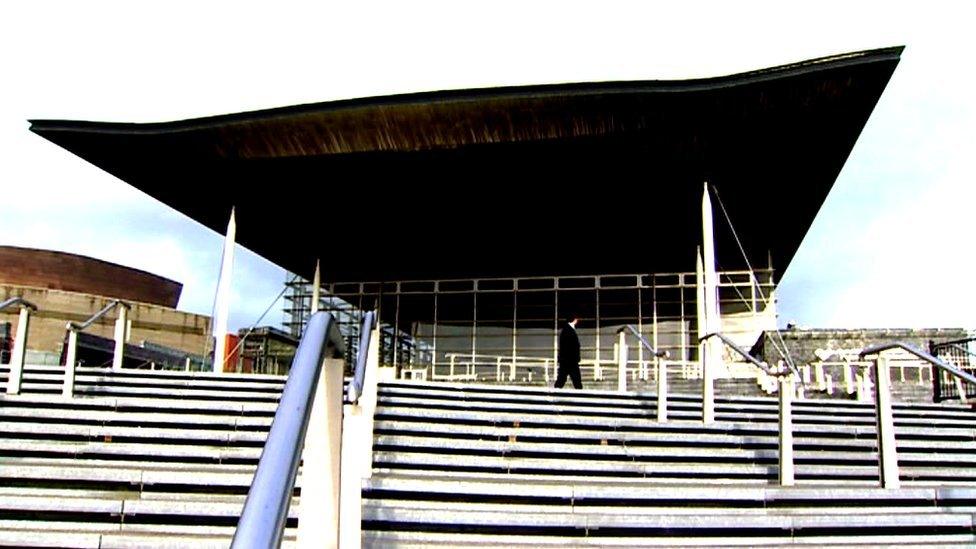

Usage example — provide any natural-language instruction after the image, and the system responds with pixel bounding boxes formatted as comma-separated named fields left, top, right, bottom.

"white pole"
left=697, top=247, right=714, bottom=424
left=779, top=374, right=795, bottom=486
left=7, top=306, right=30, bottom=395
left=63, top=328, right=78, bottom=398
left=657, top=358, right=668, bottom=422
left=296, top=356, right=343, bottom=549
left=112, top=305, right=127, bottom=370
left=311, top=260, right=321, bottom=314
left=212, top=207, right=237, bottom=373
left=702, top=182, right=724, bottom=378
left=617, top=332, right=627, bottom=393
left=875, top=354, right=901, bottom=488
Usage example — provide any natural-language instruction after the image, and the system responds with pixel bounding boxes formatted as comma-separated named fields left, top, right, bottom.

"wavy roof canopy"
left=30, top=47, right=903, bottom=284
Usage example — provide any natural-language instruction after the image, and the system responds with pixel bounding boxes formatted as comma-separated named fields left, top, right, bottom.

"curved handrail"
left=860, top=342, right=976, bottom=386
left=0, top=297, right=37, bottom=312
left=700, top=332, right=800, bottom=379
left=347, top=310, right=376, bottom=404
left=617, top=325, right=669, bottom=358
left=232, top=312, right=345, bottom=548
left=68, top=299, right=129, bottom=331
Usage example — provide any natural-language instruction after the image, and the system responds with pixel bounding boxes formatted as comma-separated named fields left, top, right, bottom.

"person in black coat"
left=555, top=315, right=583, bottom=389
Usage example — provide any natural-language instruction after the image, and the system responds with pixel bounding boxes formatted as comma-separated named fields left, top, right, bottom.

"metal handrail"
left=860, top=342, right=976, bottom=386
left=347, top=311, right=376, bottom=404
left=68, top=299, right=129, bottom=331
left=700, top=332, right=800, bottom=379
left=618, top=325, right=669, bottom=358
left=232, top=312, right=345, bottom=548
left=0, top=297, right=37, bottom=312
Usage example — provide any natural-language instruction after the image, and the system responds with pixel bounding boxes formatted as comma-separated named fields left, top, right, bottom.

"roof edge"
left=29, top=46, right=904, bottom=136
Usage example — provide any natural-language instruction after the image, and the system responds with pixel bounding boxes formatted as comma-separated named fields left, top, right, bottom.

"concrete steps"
left=0, top=364, right=285, bottom=401
left=0, top=364, right=288, bottom=548
left=364, top=380, right=976, bottom=546
left=4, top=366, right=976, bottom=546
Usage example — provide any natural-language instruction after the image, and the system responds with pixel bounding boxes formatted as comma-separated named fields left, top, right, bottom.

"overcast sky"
left=1, top=1, right=973, bottom=332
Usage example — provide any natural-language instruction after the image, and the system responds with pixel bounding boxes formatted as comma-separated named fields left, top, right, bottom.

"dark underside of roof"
left=30, top=47, right=902, bottom=294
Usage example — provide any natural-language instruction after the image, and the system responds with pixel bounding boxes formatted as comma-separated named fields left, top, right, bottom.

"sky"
left=1, top=1, right=973, bottom=332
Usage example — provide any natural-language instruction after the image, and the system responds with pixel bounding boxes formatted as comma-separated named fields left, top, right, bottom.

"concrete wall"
left=754, top=327, right=970, bottom=366
left=0, top=284, right=210, bottom=358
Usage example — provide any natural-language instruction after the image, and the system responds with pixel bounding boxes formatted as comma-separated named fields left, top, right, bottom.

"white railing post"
left=112, top=305, right=128, bottom=370
left=63, top=327, right=78, bottom=398
left=7, top=306, right=31, bottom=395
left=339, top=329, right=381, bottom=549
left=779, top=373, right=795, bottom=486
left=617, top=332, right=627, bottom=392
left=496, top=357, right=502, bottom=382
left=657, top=358, right=668, bottom=423
left=954, top=377, right=968, bottom=404
left=702, top=345, right=715, bottom=424
left=873, top=354, right=900, bottom=489
left=296, top=355, right=344, bottom=549
left=856, top=371, right=870, bottom=402
left=449, top=355, right=455, bottom=379
left=509, top=355, right=516, bottom=381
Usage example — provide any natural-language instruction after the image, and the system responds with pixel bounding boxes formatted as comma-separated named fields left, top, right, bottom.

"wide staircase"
left=0, top=364, right=292, bottom=548
left=3, top=361, right=976, bottom=546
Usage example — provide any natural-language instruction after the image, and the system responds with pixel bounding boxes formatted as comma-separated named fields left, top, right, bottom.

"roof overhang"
left=30, top=46, right=903, bottom=285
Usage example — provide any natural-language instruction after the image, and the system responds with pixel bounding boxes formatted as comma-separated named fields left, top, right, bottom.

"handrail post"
left=112, top=304, right=128, bottom=370
left=449, top=355, right=455, bottom=379
left=509, top=354, right=516, bottom=381
left=779, top=371, right=795, bottom=486
left=339, top=318, right=380, bottom=549
left=873, top=353, right=900, bottom=489
left=6, top=306, right=31, bottom=395
left=295, top=353, right=344, bottom=549
left=232, top=312, right=345, bottom=549
left=496, top=357, right=502, bottom=382
left=657, top=357, right=668, bottom=423
left=617, top=331, right=627, bottom=392
left=63, top=327, right=78, bottom=398
left=702, top=346, right=715, bottom=424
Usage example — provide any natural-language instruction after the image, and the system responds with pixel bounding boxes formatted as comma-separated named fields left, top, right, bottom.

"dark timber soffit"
left=29, top=46, right=903, bottom=284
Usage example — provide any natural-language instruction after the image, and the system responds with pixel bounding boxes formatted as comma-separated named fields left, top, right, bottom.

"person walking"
left=555, top=314, right=583, bottom=389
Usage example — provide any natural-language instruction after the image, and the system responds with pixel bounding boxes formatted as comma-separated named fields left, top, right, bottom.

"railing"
left=701, top=332, right=799, bottom=378
left=439, top=353, right=553, bottom=382
left=339, top=312, right=383, bottom=548
left=232, top=312, right=346, bottom=549
left=857, top=342, right=976, bottom=489
left=346, top=311, right=376, bottom=404
left=801, top=357, right=933, bottom=401
left=62, top=300, right=130, bottom=397
left=700, top=331, right=799, bottom=486
left=616, top=325, right=669, bottom=421
left=1, top=297, right=38, bottom=395
left=929, top=337, right=976, bottom=402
